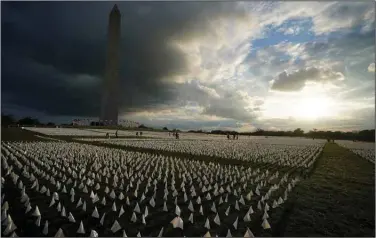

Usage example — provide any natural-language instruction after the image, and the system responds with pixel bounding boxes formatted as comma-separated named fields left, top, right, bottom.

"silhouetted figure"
left=106, top=133, right=110, bottom=139
left=115, top=130, right=118, bottom=138
left=136, top=132, right=139, bottom=136
left=227, top=134, right=230, bottom=140
left=140, top=132, right=143, bottom=136
left=176, top=132, right=179, bottom=139
left=236, top=135, right=239, bottom=140
left=233, top=134, right=236, bottom=140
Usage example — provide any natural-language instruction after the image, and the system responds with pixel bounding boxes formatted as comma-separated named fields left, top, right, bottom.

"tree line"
left=2, top=114, right=153, bottom=130
left=2, top=114, right=374, bottom=142
left=209, top=128, right=375, bottom=142
left=1, top=114, right=56, bottom=127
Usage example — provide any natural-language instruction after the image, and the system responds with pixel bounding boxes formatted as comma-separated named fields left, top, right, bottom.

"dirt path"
left=276, top=142, right=375, bottom=237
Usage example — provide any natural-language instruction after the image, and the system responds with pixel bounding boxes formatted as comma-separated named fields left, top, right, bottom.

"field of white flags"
left=24, top=127, right=227, bottom=140
left=78, top=138, right=325, bottom=169
left=336, top=140, right=375, bottom=164
left=1, top=141, right=303, bottom=237
left=24, top=127, right=106, bottom=137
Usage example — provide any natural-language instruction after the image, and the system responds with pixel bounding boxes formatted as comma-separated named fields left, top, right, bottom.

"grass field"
left=280, top=142, right=375, bottom=237
left=1, top=128, right=375, bottom=237
left=1, top=127, right=51, bottom=142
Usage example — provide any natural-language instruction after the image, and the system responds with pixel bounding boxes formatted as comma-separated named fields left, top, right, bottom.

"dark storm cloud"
left=1, top=1, right=246, bottom=117
left=271, top=67, right=344, bottom=92
left=1, top=52, right=102, bottom=115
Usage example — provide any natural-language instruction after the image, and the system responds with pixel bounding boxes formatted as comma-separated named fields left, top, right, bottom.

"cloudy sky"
left=2, top=1, right=375, bottom=131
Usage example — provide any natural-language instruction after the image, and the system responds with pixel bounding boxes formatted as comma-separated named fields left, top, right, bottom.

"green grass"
left=1, top=127, right=50, bottom=142
left=276, top=142, right=375, bottom=237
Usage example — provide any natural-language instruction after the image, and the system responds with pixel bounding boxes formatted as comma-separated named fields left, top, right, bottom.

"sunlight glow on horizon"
left=261, top=85, right=339, bottom=121
left=292, top=97, right=334, bottom=120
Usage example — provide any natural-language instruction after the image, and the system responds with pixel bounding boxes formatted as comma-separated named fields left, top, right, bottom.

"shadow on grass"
left=276, top=143, right=375, bottom=237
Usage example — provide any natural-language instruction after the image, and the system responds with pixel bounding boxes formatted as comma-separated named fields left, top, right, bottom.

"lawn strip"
left=275, top=142, right=375, bottom=237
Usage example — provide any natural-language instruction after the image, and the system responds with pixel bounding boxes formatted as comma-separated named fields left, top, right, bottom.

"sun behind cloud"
left=1, top=1, right=374, bottom=131
left=262, top=84, right=339, bottom=122
left=292, top=97, right=333, bottom=120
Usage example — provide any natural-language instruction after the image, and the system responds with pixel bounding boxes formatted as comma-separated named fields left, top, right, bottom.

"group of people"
left=106, top=130, right=144, bottom=139
left=227, top=134, right=239, bottom=140
left=106, top=130, right=120, bottom=139
left=169, top=132, right=180, bottom=139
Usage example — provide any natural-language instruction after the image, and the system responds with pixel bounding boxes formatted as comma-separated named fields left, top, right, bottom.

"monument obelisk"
left=101, top=4, right=121, bottom=125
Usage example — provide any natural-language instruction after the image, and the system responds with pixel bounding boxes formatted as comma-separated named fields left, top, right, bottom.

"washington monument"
left=101, top=4, right=120, bottom=125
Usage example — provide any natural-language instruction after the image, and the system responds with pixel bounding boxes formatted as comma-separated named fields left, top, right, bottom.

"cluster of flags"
left=72, top=119, right=140, bottom=127
left=118, top=120, right=140, bottom=128
left=72, top=119, right=90, bottom=125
